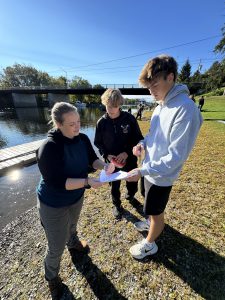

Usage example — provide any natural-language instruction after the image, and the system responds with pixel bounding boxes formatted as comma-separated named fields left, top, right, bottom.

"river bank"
left=0, top=172, right=224, bottom=299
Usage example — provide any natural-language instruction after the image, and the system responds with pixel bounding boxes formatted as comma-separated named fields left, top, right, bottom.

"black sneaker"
left=47, top=276, right=64, bottom=300
left=112, top=206, right=123, bottom=219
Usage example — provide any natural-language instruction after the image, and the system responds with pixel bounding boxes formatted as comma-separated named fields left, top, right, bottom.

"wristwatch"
left=84, top=178, right=91, bottom=189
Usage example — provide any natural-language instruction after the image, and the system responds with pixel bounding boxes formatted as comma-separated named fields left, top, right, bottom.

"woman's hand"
left=133, top=144, right=144, bottom=157
left=88, top=177, right=105, bottom=189
left=104, top=162, right=115, bottom=175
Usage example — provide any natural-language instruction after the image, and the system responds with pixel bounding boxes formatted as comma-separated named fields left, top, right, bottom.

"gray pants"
left=37, top=196, right=84, bottom=280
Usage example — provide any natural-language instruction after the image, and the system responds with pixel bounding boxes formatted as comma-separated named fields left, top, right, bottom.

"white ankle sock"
left=145, top=238, right=154, bottom=246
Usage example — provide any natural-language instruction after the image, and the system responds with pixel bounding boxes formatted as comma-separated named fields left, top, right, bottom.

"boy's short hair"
left=139, top=54, right=178, bottom=87
left=101, top=89, right=124, bottom=107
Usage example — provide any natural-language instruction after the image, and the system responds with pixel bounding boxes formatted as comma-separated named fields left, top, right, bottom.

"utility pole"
left=198, top=59, right=202, bottom=72
left=59, top=67, right=68, bottom=88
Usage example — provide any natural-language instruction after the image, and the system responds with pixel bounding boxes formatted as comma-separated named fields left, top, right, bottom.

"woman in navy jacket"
left=37, top=102, right=114, bottom=299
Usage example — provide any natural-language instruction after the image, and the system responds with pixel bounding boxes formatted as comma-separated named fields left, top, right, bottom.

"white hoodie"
left=140, top=84, right=203, bottom=186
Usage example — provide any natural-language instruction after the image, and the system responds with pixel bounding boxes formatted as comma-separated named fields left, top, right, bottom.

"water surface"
left=0, top=106, right=105, bottom=229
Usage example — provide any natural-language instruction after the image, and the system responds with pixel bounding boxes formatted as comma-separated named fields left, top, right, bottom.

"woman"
left=36, top=102, right=114, bottom=299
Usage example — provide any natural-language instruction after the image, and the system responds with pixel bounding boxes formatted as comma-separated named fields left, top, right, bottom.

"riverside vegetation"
left=0, top=96, right=224, bottom=300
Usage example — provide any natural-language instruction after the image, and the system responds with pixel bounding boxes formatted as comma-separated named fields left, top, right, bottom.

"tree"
left=214, top=25, right=225, bottom=54
left=86, top=84, right=105, bottom=103
left=38, top=71, right=53, bottom=87
left=70, top=76, right=92, bottom=89
left=0, top=64, right=52, bottom=87
left=51, top=76, right=67, bottom=87
left=178, top=59, right=192, bottom=83
left=1, top=64, right=39, bottom=87
left=70, top=76, right=92, bottom=102
left=204, top=59, right=225, bottom=92
left=191, top=70, right=202, bottom=83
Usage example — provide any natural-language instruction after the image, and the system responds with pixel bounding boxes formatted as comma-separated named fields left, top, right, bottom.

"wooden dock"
left=0, top=139, right=44, bottom=176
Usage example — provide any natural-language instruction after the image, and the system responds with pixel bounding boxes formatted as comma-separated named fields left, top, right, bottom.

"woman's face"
left=57, top=111, right=80, bottom=138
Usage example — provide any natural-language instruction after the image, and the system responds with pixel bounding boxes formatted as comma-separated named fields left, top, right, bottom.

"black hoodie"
left=94, top=111, right=143, bottom=167
left=36, top=129, right=98, bottom=207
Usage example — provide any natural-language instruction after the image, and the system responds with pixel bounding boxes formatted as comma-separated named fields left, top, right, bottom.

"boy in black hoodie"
left=94, top=89, right=143, bottom=219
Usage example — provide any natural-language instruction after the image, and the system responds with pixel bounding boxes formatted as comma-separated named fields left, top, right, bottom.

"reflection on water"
left=0, top=108, right=50, bottom=148
left=0, top=107, right=104, bottom=149
left=0, top=164, right=40, bottom=230
left=0, top=106, right=138, bottom=229
left=0, top=106, right=107, bottom=229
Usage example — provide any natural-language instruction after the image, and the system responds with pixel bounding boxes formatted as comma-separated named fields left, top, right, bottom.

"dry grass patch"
left=0, top=115, right=224, bottom=300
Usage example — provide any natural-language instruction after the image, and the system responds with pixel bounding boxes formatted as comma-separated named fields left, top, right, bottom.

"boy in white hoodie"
left=127, top=54, right=203, bottom=259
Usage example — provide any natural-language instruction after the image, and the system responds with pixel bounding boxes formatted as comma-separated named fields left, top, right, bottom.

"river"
left=0, top=106, right=108, bottom=230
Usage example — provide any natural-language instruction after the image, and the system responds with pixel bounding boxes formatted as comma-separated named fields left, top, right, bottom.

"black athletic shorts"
left=143, top=178, right=172, bottom=216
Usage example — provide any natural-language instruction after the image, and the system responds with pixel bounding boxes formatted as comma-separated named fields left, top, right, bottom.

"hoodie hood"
left=47, top=128, right=80, bottom=144
left=164, top=84, right=190, bottom=105
left=103, top=110, right=128, bottom=123
left=48, top=128, right=62, bottom=140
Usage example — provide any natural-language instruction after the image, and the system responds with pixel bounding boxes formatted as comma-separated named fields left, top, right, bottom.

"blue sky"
left=0, top=0, right=224, bottom=86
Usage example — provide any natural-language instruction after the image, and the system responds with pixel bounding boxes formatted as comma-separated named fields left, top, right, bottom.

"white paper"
left=99, top=170, right=129, bottom=182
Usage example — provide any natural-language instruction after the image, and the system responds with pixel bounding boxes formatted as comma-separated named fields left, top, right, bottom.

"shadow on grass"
left=142, top=225, right=225, bottom=300
left=203, top=110, right=225, bottom=112
left=204, top=118, right=225, bottom=121
left=61, top=284, right=77, bottom=300
left=70, top=251, right=127, bottom=300
left=125, top=197, right=145, bottom=216
left=121, top=207, right=144, bottom=226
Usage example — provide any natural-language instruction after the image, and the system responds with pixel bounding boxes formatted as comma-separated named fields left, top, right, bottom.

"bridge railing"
left=100, top=84, right=140, bottom=89
left=0, top=84, right=141, bottom=90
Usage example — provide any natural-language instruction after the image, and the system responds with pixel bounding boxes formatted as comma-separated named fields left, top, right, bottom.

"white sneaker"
left=134, top=219, right=150, bottom=232
left=129, top=239, right=158, bottom=259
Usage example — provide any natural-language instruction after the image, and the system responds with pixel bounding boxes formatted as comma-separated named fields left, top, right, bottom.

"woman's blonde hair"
left=101, top=89, right=124, bottom=107
left=50, top=102, right=77, bottom=127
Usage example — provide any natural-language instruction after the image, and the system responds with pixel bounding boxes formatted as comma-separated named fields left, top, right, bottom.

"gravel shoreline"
left=1, top=180, right=224, bottom=300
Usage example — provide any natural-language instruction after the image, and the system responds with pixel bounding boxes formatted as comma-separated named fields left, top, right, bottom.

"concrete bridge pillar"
left=48, top=93, right=69, bottom=107
left=12, top=93, right=37, bottom=107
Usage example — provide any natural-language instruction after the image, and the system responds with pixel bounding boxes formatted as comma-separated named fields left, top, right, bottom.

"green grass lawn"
left=198, top=95, right=225, bottom=120
left=140, top=95, right=225, bottom=127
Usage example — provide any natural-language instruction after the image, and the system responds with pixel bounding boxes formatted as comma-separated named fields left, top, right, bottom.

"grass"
left=73, top=114, right=225, bottom=299
left=197, top=95, right=225, bottom=120
left=0, top=96, right=225, bottom=299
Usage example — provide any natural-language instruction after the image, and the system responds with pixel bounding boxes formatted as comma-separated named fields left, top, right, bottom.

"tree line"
left=178, top=27, right=224, bottom=95
left=0, top=66, right=103, bottom=103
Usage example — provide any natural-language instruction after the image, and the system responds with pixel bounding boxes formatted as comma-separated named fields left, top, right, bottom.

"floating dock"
left=0, top=139, right=44, bottom=176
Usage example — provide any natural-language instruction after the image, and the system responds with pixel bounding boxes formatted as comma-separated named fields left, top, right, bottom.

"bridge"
left=0, top=84, right=148, bottom=95
left=0, top=82, right=203, bottom=108
left=0, top=84, right=150, bottom=108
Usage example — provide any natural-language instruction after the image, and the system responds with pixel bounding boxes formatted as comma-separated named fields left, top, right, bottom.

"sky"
left=0, top=0, right=224, bottom=89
